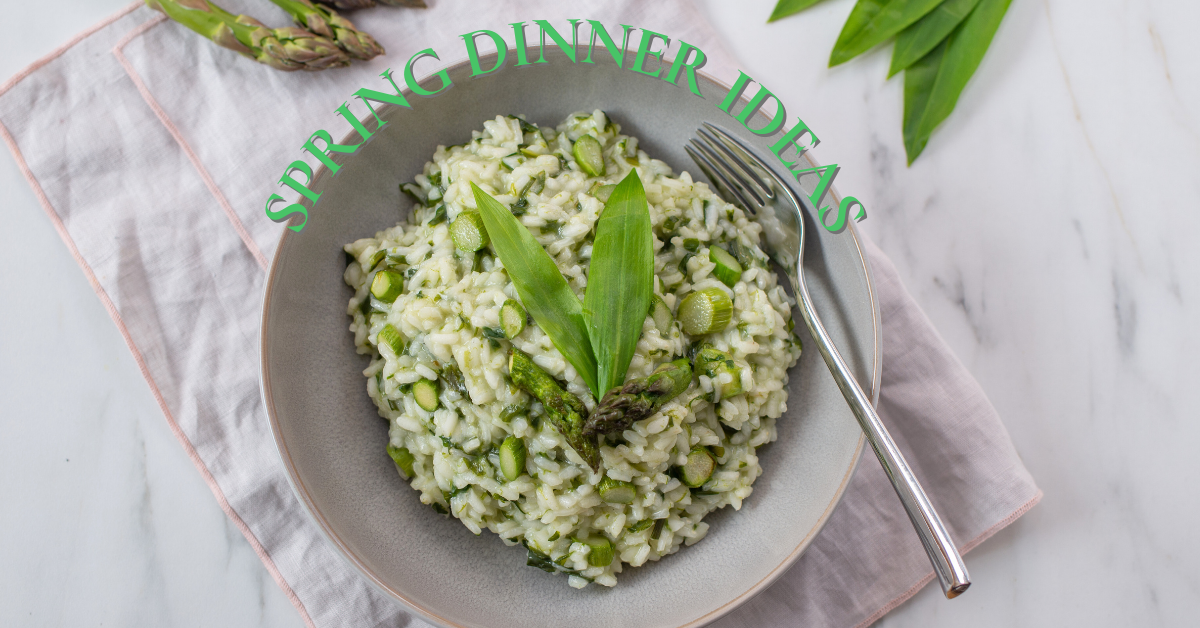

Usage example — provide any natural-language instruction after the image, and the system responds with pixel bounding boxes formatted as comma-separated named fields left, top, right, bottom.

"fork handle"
left=794, top=276, right=971, bottom=599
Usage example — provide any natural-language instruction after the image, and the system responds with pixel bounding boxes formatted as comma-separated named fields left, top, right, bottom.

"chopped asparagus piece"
left=413, top=379, right=439, bottom=411
left=387, top=444, right=415, bottom=478
left=507, top=349, right=600, bottom=470
left=581, top=536, right=614, bottom=567
left=649, top=295, right=673, bottom=335
left=682, top=238, right=700, bottom=252
left=695, top=344, right=744, bottom=400
left=499, top=436, right=527, bottom=481
left=572, top=135, right=605, bottom=176
left=500, top=299, right=527, bottom=338
left=679, top=447, right=715, bottom=488
left=678, top=288, right=733, bottom=336
left=597, top=477, right=637, bottom=504
left=370, top=269, right=404, bottom=303
left=709, top=246, right=744, bottom=288
left=592, top=183, right=616, bottom=202
left=585, top=359, right=693, bottom=437
left=450, top=211, right=489, bottom=251
left=377, top=324, right=405, bottom=355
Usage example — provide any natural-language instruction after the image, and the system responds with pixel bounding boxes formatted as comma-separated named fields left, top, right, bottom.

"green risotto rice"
left=343, top=111, right=802, bottom=588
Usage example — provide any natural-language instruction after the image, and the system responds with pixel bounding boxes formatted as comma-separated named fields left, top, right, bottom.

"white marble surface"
left=1, top=0, right=1197, bottom=626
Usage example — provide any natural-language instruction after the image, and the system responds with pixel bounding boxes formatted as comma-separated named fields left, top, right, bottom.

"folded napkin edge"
left=0, top=1, right=142, bottom=99
left=0, top=114, right=320, bottom=628
left=852, top=488, right=1042, bottom=628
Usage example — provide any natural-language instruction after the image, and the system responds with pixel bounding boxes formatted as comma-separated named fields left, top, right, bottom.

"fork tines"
left=685, top=124, right=775, bottom=216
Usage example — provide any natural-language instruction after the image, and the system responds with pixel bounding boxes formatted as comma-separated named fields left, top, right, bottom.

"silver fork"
left=687, top=123, right=971, bottom=599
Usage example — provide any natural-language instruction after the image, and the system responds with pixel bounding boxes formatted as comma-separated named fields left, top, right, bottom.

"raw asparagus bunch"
left=269, top=0, right=383, bottom=60
left=584, top=359, right=693, bottom=437
left=319, top=0, right=374, bottom=7
left=317, top=0, right=426, bottom=8
left=507, top=349, right=601, bottom=471
left=146, top=0, right=349, bottom=71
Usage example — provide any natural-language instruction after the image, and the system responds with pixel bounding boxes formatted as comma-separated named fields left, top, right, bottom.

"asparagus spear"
left=584, top=359, right=693, bottom=437
left=146, top=0, right=349, bottom=71
left=316, top=0, right=427, bottom=8
left=507, top=349, right=601, bottom=471
left=268, top=0, right=384, bottom=60
left=317, top=0, right=375, bottom=7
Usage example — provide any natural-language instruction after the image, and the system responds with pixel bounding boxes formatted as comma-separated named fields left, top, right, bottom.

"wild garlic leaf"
left=767, top=0, right=832, bottom=22
left=902, top=0, right=1012, bottom=163
left=583, top=171, right=654, bottom=398
left=889, top=0, right=983, bottom=77
left=471, top=183, right=599, bottom=397
left=829, top=0, right=947, bottom=67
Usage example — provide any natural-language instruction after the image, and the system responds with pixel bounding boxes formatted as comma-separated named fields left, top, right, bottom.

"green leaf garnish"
left=767, top=0, right=832, bottom=22
left=471, top=183, right=599, bottom=396
left=583, top=171, right=654, bottom=398
left=829, top=0, right=946, bottom=68
left=902, top=0, right=1012, bottom=163
left=888, top=0, right=982, bottom=77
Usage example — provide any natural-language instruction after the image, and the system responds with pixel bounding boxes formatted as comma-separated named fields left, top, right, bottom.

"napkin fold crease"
left=0, top=3, right=1039, bottom=627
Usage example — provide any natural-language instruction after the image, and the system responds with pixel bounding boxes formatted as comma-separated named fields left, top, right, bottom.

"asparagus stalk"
left=584, top=359, right=693, bottom=437
left=268, top=0, right=384, bottom=60
left=146, top=0, right=349, bottom=71
left=507, top=349, right=601, bottom=471
left=317, top=0, right=375, bottom=7
left=316, top=0, right=427, bottom=8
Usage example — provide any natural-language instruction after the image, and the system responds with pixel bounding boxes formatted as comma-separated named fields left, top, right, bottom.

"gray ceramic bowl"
left=260, top=48, right=879, bottom=628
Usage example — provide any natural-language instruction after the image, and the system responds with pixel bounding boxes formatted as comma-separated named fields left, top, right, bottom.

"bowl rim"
left=259, top=49, right=880, bottom=628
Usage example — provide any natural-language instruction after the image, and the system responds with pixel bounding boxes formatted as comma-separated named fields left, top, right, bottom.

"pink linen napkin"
left=0, top=2, right=1040, bottom=626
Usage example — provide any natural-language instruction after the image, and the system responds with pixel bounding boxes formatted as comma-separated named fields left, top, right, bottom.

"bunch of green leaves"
left=769, top=0, right=1012, bottom=164
left=471, top=170, right=653, bottom=401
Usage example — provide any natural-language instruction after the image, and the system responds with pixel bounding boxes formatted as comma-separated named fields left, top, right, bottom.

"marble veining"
left=2, top=0, right=1198, bottom=626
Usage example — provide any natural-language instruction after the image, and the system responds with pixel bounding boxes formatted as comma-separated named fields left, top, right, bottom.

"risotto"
left=343, top=111, right=802, bottom=588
